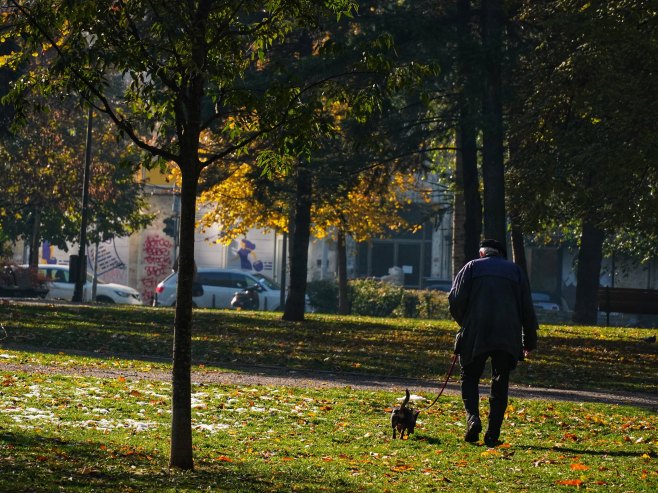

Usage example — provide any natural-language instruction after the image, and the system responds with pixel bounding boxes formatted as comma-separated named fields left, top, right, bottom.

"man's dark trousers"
left=461, top=350, right=514, bottom=440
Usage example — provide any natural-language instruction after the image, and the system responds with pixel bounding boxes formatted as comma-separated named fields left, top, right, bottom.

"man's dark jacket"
left=448, top=254, right=539, bottom=367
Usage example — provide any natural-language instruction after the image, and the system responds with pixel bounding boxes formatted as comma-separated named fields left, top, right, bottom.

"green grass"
left=1, top=303, right=657, bottom=393
left=0, top=302, right=657, bottom=492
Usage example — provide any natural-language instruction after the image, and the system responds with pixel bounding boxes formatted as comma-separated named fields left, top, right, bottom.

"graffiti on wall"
left=88, top=240, right=128, bottom=285
left=228, top=238, right=273, bottom=273
left=40, top=239, right=129, bottom=285
left=140, top=234, right=173, bottom=304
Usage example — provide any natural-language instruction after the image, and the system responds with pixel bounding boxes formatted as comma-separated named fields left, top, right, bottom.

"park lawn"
left=0, top=302, right=657, bottom=393
left=0, top=303, right=656, bottom=491
left=0, top=370, right=656, bottom=492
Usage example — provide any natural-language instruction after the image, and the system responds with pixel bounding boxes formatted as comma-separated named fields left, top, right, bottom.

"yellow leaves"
left=2, top=375, right=16, bottom=387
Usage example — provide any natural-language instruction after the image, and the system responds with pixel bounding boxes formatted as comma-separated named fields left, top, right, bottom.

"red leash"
left=424, top=354, right=459, bottom=411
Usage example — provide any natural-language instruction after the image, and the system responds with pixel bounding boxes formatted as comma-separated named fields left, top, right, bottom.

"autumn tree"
left=3, top=0, right=355, bottom=469
left=197, top=162, right=432, bottom=305
left=0, top=100, right=151, bottom=270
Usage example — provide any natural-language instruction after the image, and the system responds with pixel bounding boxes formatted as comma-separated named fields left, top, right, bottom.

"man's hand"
left=523, top=349, right=532, bottom=359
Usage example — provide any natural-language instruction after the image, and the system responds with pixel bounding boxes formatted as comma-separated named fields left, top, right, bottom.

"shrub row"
left=306, top=278, right=451, bottom=319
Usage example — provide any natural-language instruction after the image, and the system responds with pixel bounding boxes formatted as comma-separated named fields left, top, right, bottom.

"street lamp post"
left=72, top=107, right=93, bottom=302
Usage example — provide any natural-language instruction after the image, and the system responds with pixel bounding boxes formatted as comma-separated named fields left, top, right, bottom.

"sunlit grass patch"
left=0, top=369, right=656, bottom=492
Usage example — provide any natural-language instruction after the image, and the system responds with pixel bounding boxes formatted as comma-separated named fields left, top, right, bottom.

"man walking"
left=449, top=239, right=539, bottom=447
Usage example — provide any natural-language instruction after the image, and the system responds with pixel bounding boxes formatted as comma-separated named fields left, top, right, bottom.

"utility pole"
left=72, top=107, right=93, bottom=302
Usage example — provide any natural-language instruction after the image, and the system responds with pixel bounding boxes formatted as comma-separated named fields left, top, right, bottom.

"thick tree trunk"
left=481, top=0, right=506, bottom=243
left=461, top=120, right=481, bottom=263
left=169, top=165, right=200, bottom=470
left=283, top=166, right=313, bottom=322
left=572, top=220, right=605, bottom=325
left=455, top=0, right=482, bottom=271
left=337, top=229, right=349, bottom=315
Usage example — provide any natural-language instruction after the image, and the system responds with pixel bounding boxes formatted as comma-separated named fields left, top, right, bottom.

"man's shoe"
left=484, top=431, right=501, bottom=448
left=464, top=417, right=482, bottom=443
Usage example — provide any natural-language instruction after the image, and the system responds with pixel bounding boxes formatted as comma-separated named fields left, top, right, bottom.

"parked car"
left=34, top=264, right=142, bottom=305
left=532, top=292, right=560, bottom=311
left=424, top=279, right=453, bottom=292
left=154, top=268, right=284, bottom=311
left=0, top=264, right=49, bottom=298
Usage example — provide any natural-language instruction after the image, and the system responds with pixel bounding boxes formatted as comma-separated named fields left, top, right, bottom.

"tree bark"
left=337, top=229, right=349, bottom=315
left=169, top=164, right=200, bottom=470
left=283, top=166, right=313, bottom=321
left=454, top=0, right=482, bottom=273
left=481, top=0, right=506, bottom=244
left=510, top=219, right=528, bottom=275
left=572, top=220, right=605, bottom=325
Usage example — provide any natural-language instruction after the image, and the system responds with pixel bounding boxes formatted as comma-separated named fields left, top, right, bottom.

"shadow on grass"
left=2, top=302, right=657, bottom=397
left=0, top=431, right=372, bottom=493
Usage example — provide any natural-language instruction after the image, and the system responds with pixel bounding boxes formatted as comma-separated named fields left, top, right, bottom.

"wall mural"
left=140, top=234, right=174, bottom=305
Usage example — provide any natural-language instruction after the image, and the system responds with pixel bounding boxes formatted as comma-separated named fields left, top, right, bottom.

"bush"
left=347, top=279, right=404, bottom=317
left=347, top=278, right=451, bottom=319
left=306, top=279, right=339, bottom=313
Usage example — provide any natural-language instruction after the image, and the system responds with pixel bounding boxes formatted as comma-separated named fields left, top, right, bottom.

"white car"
left=35, top=264, right=142, bottom=305
left=154, top=268, right=283, bottom=311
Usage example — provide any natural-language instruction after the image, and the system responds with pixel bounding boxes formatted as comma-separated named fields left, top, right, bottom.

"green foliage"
left=348, top=278, right=405, bottom=317
left=306, top=279, right=339, bottom=313
left=508, top=0, right=658, bottom=255
left=347, top=279, right=451, bottom=320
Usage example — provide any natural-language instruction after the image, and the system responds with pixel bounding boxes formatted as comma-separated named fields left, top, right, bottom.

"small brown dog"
left=390, top=389, right=420, bottom=439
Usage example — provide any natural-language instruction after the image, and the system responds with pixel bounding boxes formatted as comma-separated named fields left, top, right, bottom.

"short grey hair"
left=479, top=246, right=501, bottom=257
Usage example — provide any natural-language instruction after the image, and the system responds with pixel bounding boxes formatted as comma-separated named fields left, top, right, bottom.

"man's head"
left=479, top=239, right=506, bottom=258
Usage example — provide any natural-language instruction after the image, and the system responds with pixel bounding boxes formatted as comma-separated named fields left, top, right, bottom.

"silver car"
left=153, top=268, right=282, bottom=311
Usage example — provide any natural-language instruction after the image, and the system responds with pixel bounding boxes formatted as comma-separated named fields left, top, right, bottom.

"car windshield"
left=252, top=273, right=279, bottom=290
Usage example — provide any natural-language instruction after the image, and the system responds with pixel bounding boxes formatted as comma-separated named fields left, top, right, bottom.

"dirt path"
left=2, top=357, right=657, bottom=412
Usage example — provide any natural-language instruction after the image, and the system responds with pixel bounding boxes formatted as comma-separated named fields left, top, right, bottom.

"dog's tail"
left=401, top=388, right=410, bottom=409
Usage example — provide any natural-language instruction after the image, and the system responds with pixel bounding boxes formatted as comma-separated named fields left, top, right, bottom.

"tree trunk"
left=337, top=229, right=349, bottom=315
left=481, top=0, right=506, bottom=243
left=283, top=166, right=313, bottom=322
left=169, top=165, right=200, bottom=470
left=454, top=0, right=482, bottom=272
left=461, top=118, right=481, bottom=263
left=572, top=220, right=605, bottom=325
left=510, top=219, right=528, bottom=275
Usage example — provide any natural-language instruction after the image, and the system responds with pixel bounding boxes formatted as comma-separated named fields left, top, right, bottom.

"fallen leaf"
left=556, top=479, right=583, bottom=487
left=215, top=456, right=233, bottom=462
left=571, top=463, right=589, bottom=471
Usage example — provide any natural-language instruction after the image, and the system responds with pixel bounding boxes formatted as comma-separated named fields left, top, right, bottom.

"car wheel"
left=96, top=295, right=115, bottom=304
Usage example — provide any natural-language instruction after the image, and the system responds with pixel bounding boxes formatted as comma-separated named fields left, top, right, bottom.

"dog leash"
left=424, top=354, right=458, bottom=411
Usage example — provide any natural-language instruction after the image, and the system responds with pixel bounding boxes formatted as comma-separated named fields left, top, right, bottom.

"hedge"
left=306, top=278, right=451, bottom=320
